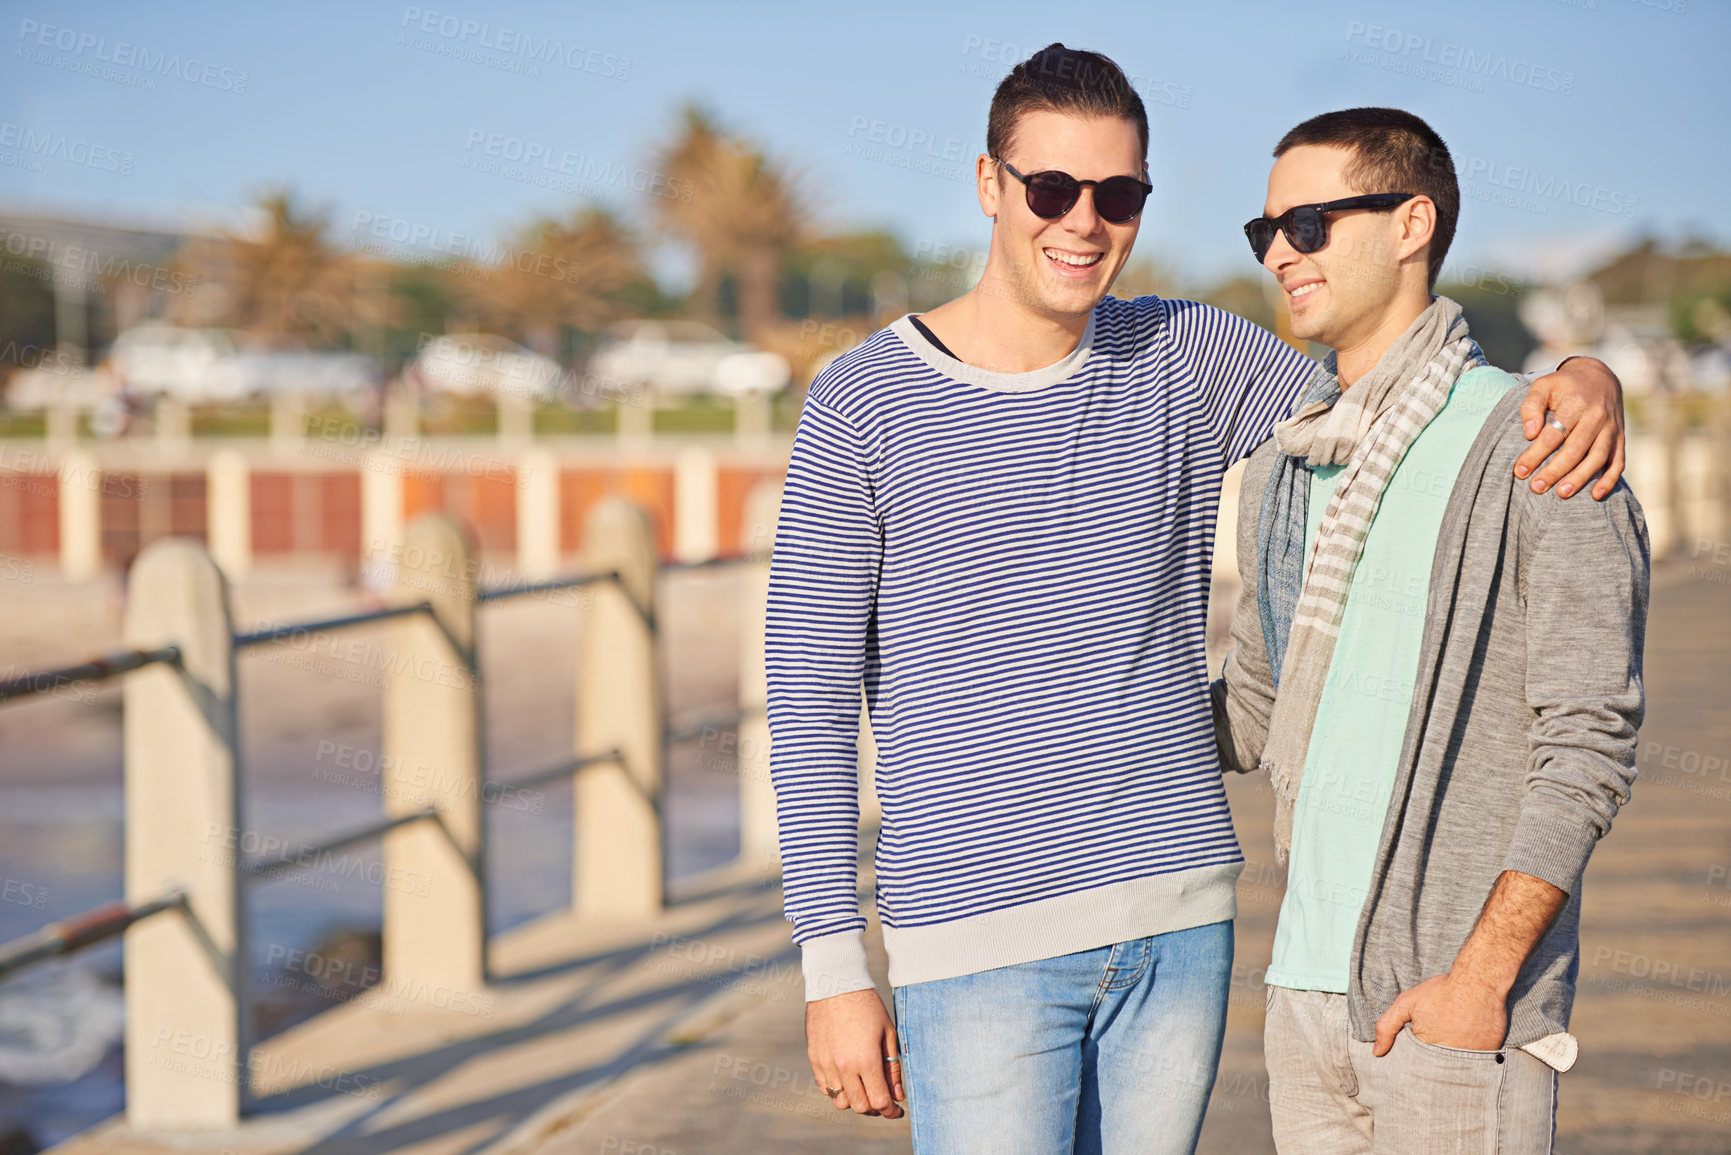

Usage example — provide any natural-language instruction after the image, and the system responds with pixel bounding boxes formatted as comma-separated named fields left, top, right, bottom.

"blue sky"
left=2, top=0, right=1725, bottom=289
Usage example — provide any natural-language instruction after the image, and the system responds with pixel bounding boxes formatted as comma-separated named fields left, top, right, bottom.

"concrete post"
left=155, top=397, right=192, bottom=453
left=206, top=449, right=252, bottom=577
left=737, top=480, right=780, bottom=869
left=269, top=391, right=307, bottom=456
left=498, top=391, right=534, bottom=445
left=1655, top=390, right=1687, bottom=559
left=122, top=539, right=245, bottom=1128
left=46, top=401, right=79, bottom=448
left=616, top=394, right=653, bottom=443
left=57, top=450, right=102, bottom=581
left=1711, top=392, right=1731, bottom=549
left=383, top=515, right=486, bottom=994
left=734, top=393, right=771, bottom=444
left=516, top=446, right=561, bottom=579
left=361, top=451, right=404, bottom=584
left=574, top=498, right=663, bottom=917
left=385, top=387, right=418, bottom=442
left=673, top=445, right=719, bottom=563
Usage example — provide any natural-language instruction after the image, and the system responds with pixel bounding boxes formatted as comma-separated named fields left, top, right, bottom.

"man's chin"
left=1032, top=277, right=1108, bottom=319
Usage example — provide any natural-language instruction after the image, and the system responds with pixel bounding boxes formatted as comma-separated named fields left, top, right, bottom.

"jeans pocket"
left=1406, top=1027, right=1502, bottom=1061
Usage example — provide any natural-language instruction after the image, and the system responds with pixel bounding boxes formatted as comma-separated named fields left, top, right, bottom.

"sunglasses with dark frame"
left=993, top=157, right=1154, bottom=225
left=1242, top=193, right=1417, bottom=263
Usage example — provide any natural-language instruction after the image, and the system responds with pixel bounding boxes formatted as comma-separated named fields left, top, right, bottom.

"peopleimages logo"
left=1458, top=157, right=1640, bottom=219
left=0, top=122, right=132, bottom=174
left=1343, top=21, right=1575, bottom=95
left=460, top=129, right=691, bottom=202
left=16, top=19, right=249, bottom=93
left=399, top=7, right=629, bottom=80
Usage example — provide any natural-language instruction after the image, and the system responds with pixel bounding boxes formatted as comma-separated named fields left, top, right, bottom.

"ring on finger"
left=1543, top=409, right=1569, bottom=435
left=824, top=1085, right=845, bottom=1098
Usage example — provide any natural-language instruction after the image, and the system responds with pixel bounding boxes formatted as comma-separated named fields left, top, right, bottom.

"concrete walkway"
left=517, top=563, right=1731, bottom=1155
left=49, top=563, right=1731, bottom=1154
left=48, top=865, right=821, bottom=1155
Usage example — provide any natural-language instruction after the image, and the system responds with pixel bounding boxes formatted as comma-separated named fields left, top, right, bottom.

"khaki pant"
left=1264, top=986, right=1557, bottom=1154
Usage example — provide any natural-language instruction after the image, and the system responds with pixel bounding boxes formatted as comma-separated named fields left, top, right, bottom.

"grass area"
left=0, top=392, right=807, bottom=439
left=653, top=396, right=735, bottom=434
left=536, top=406, right=616, bottom=435
left=189, top=403, right=272, bottom=437
left=419, top=394, right=499, bottom=436
left=0, top=412, right=47, bottom=438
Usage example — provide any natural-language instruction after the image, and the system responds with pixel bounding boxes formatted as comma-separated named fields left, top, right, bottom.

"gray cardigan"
left=1212, top=386, right=1650, bottom=1048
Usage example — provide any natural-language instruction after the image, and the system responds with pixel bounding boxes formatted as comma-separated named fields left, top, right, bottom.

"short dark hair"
left=987, top=44, right=1148, bottom=169
left=1273, top=108, right=1458, bottom=288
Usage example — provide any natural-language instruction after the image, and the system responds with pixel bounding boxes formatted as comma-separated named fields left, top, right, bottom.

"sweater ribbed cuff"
left=1498, top=793, right=1601, bottom=897
left=800, top=930, right=875, bottom=1002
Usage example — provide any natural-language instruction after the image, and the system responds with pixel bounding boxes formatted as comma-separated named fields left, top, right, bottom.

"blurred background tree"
left=207, top=189, right=354, bottom=347
left=457, top=208, right=649, bottom=357
left=655, top=104, right=808, bottom=341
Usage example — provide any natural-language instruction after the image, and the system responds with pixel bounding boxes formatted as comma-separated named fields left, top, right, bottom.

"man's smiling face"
left=981, top=108, right=1144, bottom=321
left=1260, top=143, right=1410, bottom=349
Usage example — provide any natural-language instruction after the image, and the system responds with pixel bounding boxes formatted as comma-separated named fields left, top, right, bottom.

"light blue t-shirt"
left=1265, top=366, right=1518, bottom=993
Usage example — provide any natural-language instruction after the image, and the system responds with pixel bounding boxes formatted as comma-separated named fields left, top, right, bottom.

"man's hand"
left=1516, top=356, right=1626, bottom=500
left=806, top=988, right=904, bottom=1119
left=1373, top=870, right=1568, bottom=1058
left=1372, top=971, right=1508, bottom=1056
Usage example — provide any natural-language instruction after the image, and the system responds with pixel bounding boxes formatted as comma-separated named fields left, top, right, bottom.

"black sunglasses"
left=993, top=157, right=1153, bottom=225
left=1243, top=193, right=1417, bottom=262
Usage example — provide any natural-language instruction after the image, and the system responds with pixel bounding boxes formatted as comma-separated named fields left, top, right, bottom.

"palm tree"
left=656, top=105, right=808, bottom=340
left=456, top=209, right=645, bottom=354
left=216, top=189, right=353, bottom=346
left=711, top=140, right=806, bottom=339
left=655, top=106, right=729, bottom=325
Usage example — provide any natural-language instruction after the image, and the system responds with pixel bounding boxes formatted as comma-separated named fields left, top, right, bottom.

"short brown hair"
left=1273, top=108, right=1458, bottom=287
left=987, top=44, right=1148, bottom=168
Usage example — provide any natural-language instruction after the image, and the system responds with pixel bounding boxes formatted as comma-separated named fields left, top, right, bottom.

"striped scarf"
left=1255, top=296, right=1485, bottom=860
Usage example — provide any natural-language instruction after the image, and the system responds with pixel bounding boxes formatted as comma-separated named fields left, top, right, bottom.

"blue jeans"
left=891, top=920, right=1234, bottom=1155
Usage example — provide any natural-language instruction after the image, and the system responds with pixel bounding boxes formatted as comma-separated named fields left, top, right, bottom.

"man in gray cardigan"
left=1213, top=108, right=1648, bottom=1153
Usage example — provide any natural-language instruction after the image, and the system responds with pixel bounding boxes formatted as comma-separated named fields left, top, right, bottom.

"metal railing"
left=0, top=540, right=767, bottom=982
left=0, top=890, right=187, bottom=979
left=0, top=644, right=182, bottom=704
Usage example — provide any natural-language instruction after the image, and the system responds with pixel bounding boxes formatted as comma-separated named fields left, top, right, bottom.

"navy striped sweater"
left=766, top=295, right=1320, bottom=998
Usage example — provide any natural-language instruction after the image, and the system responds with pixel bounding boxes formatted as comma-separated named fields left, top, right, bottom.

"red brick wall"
left=15, top=455, right=780, bottom=570
left=0, top=473, right=58, bottom=555
left=559, top=467, right=675, bottom=559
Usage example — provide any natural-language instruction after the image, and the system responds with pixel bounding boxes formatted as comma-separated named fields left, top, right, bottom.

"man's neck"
left=1332, top=291, right=1434, bottom=389
left=921, top=271, right=1092, bottom=374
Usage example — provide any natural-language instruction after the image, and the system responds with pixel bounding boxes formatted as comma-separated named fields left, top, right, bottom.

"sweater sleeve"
left=1159, top=298, right=1323, bottom=467
left=1211, top=445, right=1279, bottom=774
left=765, top=396, right=881, bottom=1001
left=1502, top=482, right=1651, bottom=895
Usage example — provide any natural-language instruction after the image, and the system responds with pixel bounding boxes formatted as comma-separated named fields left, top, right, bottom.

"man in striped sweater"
left=766, top=44, right=1626, bottom=1154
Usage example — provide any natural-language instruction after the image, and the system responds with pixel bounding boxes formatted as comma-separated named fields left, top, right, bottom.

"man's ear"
left=1398, top=195, right=1437, bottom=265
left=977, top=154, right=1001, bottom=219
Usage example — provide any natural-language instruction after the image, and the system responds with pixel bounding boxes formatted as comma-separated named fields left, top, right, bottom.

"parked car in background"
left=106, top=323, right=241, bottom=403
left=406, top=334, right=565, bottom=402
left=5, top=364, right=113, bottom=412
left=207, top=349, right=378, bottom=399
left=103, top=323, right=379, bottom=403
left=588, top=320, right=791, bottom=399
